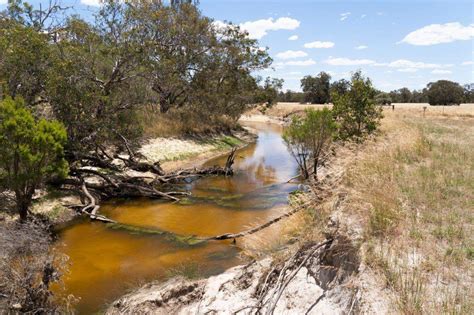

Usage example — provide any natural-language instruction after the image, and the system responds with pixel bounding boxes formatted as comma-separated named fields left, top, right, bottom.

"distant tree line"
left=277, top=71, right=474, bottom=106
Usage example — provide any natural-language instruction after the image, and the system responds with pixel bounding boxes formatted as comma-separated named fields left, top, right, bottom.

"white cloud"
left=275, top=59, right=317, bottom=67
left=239, top=17, right=300, bottom=39
left=289, top=71, right=302, bottom=75
left=213, top=20, right=229, bottom=30
left=355, top=45, right=368, bottom=50
left=383, top=59, right=451, bottom=69
left=304, top=41, right=335, bottom=49
left=397, top=68, right=418, bottom=73
left=0, top=0, right=8, bottom=4
left=461, top=61, right=474, bottom=65
left=288, top=35, right=299, bottom=41
left=276, top=50, right=308, bottom=59
left=431, top=69, right=452, bottom=74
left=81, top=0, right=101, bottom=6
left=361, top=14, right=367, bottom=19
left=400, top=22, right=474, bottom=46
left=324, top=57, right=375, bottom=66
left=340, top=12, right=351, bottom=21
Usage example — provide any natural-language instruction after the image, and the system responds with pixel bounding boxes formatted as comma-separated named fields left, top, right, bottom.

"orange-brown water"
left=53, top=122, right=299, bottom=314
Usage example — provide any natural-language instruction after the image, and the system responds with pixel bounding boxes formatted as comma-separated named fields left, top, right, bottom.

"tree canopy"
left=300, top=72, right=332, bottom=104
left=426, top=80, right=464, bottom=105
left=0, top=0, right=272, bottom=151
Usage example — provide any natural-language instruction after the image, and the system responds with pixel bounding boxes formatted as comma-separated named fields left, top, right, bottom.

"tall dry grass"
left=345, top=107, right=474, bottom=314
left=137, top=105, right=239, bottom=138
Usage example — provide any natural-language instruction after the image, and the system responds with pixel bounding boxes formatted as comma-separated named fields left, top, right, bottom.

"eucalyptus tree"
left=47, top=1, right=149, bottom=150
left=301, top=71, right=332, bottom=104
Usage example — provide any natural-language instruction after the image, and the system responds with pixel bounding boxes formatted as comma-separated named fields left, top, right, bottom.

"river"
left=53, top=122, right=300, bottom=314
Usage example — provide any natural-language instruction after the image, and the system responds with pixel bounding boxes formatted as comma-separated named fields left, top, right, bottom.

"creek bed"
left=52, top=122, right=299, bottom=314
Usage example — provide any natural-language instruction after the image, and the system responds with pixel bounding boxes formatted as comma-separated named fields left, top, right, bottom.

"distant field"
left=267, top=102, right=474, bottom=118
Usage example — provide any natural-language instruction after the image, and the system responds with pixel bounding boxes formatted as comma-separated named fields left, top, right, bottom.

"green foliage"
left=0, top=97, right=68, bottom=220
left=277, top=89, right=305, bottom=103
left=254, top=77, right=284, bottom=106
left=283, top=108, right=336, bottom=179
left=427, top=80, right=464, bottom=105
left=375, top=92, right=392, bottom=105
left=332, top=71, right=383, bottom=139
left=300, top=71, right=332, bottom=104
left=0, top=19, right=51, bottom=104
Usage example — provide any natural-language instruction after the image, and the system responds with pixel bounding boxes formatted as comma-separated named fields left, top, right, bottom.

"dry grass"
left=137, top=105, right=239, bottom=138
left=345, top=106, right=474, bottom=314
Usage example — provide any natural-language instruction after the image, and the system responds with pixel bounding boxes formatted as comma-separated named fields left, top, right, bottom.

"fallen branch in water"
left=202, top=201, right=312, bottom=241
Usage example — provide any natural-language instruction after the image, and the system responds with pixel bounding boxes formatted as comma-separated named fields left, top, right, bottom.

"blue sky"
left=2, top=0, right=473, bottom=91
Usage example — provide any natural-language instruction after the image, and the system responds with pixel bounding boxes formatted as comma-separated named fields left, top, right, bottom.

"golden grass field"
left=259, top=102, right=474, bottom=314
left=267, top=102, right=474, bottom=119
left=345, top=105, right=473, bottom=314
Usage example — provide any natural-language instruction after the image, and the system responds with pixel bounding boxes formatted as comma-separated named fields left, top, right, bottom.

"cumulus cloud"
left=400, top=22, right=474, bottom=46
left=462, top=61, right=474, bottom=65
left=324, top=57, right=375, bottom=66
left=355, top=45, right=368, bottom=50
left=275, top=59, right=317, bottom=67
left=377, top=59, right=451, bottom=69
left=340, top=12, right=351, bottom=21
left=239, top=17, right=300, bottom=39
left=304, top=41, right=335, bottom=49
left=276, top=50, right=308, bottom=59
left=81, top=0, right=101, bottom=6
left=397, top=68, right=418, bottom=73
left=431, top=69, right=452, bottom=74
left=288, top=35, right=299, bottom=41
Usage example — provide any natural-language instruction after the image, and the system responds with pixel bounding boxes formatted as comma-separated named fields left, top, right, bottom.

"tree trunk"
left=313, top=157, right=319, bottom=180
left=159, top=97, right=170, bottom=114
left=15, top=193, right=31, bottom=222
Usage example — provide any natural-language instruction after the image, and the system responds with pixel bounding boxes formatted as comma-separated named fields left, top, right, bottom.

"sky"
left=1, top=0, right=473, bottom=92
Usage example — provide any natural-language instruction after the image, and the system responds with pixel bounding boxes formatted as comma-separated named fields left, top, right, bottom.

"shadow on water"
left=52, top=122, right=300, bottom=314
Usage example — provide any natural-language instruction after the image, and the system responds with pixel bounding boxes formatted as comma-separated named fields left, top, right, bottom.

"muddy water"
left=53, top=122, right=299, bottom=314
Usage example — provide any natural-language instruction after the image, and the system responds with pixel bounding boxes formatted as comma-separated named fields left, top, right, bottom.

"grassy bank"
left=345, top=108, right=473, bottom=313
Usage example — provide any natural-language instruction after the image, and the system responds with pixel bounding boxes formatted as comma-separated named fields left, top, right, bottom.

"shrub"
left=0, top=97, right=68, bottom=221
left=283, top=108, right=336, bottom=180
